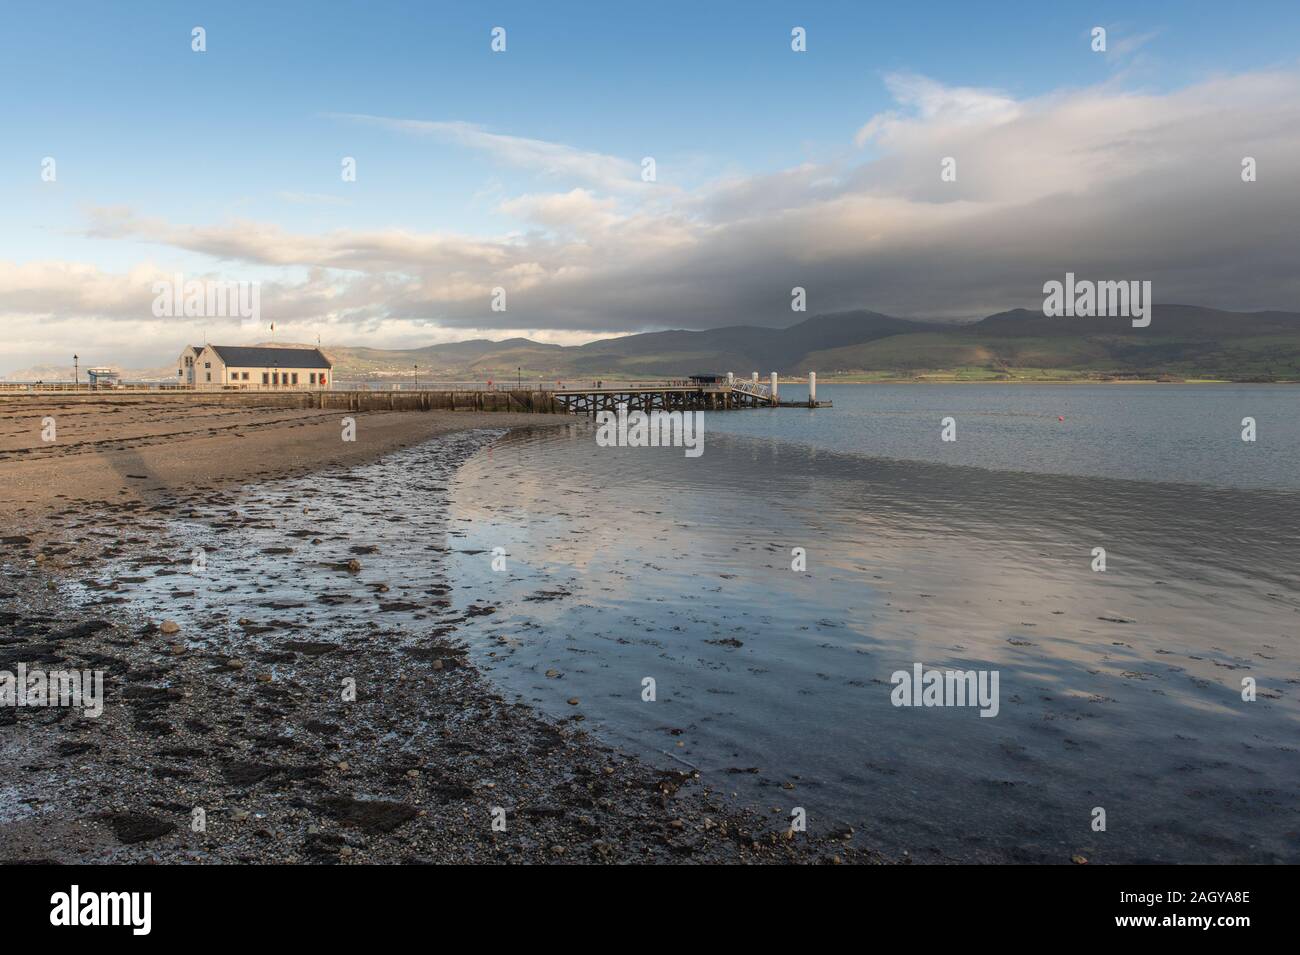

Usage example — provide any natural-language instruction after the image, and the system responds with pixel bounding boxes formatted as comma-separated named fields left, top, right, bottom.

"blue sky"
left=3, top=1, right=1300, bottom=371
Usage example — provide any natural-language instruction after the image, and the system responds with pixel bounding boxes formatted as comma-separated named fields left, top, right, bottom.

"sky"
left=2, top=0, right=1300, bottom=373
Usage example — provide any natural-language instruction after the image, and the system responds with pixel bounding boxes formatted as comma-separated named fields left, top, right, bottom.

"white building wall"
left=176, top=347, right=200, bottom=387
left=180, top=347, right=333, bottom=390
left=194, top=347, right=227, bottom=389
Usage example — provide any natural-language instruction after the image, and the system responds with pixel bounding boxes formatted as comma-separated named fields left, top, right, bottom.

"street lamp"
left=414, top=363, right=419, bottom=390
left=517, top=366, right=521, bottom=390
left=73, top=353, right=79, bottom=387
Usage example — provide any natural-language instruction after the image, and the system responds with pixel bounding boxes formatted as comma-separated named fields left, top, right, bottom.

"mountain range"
left=322, top=305, right=1300, bottom=382
left=7, top=305, right=1299, bottom=382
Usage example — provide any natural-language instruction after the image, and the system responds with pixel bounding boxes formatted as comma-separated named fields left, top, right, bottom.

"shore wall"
left=319, top=389, right=562, bottom=413
left=0, top=389, right=565, bottom=415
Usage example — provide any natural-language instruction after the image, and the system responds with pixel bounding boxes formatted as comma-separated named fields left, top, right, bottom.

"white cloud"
left=5, top=68, right=1300, bottom=371
left=332, top=113, right=644, bottom=193
left=856, top=73, right=1022, bottom=146
left=497, top=188, right=623, bottom=233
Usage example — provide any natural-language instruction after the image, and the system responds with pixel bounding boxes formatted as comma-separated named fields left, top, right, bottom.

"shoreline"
left=0, top=405, right=870, bottom=863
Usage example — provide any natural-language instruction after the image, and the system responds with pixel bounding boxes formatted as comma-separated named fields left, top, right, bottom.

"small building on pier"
left=177, top=344, right=334, bottom=390
left=86, top=367, right=120, bottom=389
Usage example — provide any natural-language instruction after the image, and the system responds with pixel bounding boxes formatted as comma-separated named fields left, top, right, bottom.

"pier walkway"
left=553, top=375, right=830, bottom=414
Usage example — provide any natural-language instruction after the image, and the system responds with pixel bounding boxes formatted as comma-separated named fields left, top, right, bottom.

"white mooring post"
left=770, top=371, right=779, bottom=403
left=808, top=371, right=816, bottom=407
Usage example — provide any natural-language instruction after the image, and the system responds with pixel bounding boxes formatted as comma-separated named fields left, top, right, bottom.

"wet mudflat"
left=8, top=415, right=1295, bottom=864
left=1, top=426, right=868, bottom=864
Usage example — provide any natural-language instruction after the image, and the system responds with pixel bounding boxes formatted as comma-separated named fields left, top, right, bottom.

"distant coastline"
left=7, top=304, right=1298, bottom=386
left=805, top=374, right=1300, bottom=384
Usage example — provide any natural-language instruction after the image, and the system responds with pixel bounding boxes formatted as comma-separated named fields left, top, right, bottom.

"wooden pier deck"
left=553, top=378, right=830, bottom=414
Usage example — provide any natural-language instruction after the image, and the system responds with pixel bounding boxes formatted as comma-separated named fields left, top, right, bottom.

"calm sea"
left=707, top=383, right=1300, bottom=489
left=445, top=385, right=1300, bottom=862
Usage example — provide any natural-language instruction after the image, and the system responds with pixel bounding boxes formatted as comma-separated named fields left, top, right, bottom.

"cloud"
left=497, top=188, right=623, bottom=233
left=855, top=73, right=1021, bottom=146
left=5, top=68, right=1300, bottom=372
left=332, top=113, right=644, bottom=193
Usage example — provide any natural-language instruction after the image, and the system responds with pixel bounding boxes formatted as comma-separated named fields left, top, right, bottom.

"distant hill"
left=5, top=306, right=1296, bottom=383
left=320, top=306, right=1300, bottom=382
left=795, top=306, right=1300, bottom=380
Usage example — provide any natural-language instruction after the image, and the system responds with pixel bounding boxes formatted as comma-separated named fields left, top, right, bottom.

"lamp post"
left=517, top=366, right=521, bottom=390
left=414, top=363, right=419, bottom=390
left=73, top=354, right=79, bottom=388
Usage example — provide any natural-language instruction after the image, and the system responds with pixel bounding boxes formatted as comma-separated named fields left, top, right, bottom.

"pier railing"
left=729, top=379, right=772, bottom=399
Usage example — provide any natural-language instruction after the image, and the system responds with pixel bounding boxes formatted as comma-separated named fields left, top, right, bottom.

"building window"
left=292, top=373, right=299, bottom=385
left=243, top=372, right=249, bottom=380
left=262, top=372, right=268, bottom=385
left=309, top=373, right=317, bottom=385
left=205, top=372, right=211, bottom=382
left=204, top=362, right=210, bottom=369
left=178, top=369, right=183, bottom=377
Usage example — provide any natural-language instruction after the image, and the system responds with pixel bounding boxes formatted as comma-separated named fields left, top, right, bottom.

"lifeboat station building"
left=178, top=345, right=333, bottom=390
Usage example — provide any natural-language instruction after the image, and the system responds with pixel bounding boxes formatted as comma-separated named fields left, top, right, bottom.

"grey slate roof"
left=208, top=345, right=332, bottom=369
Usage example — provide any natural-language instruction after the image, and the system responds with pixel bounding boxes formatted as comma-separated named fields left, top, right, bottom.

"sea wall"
left=0, top=389, right=565, bottom=414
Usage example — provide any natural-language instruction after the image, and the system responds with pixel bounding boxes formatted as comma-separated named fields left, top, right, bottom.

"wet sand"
left=0, top=396, right=561, bottom=527
left=0, top=400, right=871, bottom=863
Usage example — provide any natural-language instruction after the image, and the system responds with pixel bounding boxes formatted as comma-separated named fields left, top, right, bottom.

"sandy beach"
left=0, top=396, right=870, bottom=864
left=0, top=396, right=561, bottom=526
